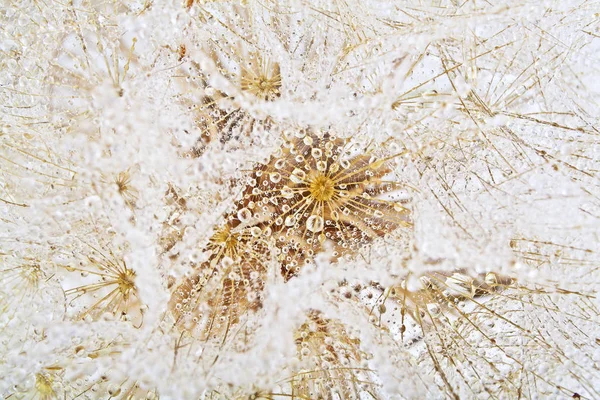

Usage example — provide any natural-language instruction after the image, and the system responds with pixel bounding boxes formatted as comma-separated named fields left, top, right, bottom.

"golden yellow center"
left=309, top=174, right=336, bottom=201
left=35, top=373, right=55, bottom=397
left=212, top=228, right=239, bottom=253
left=118, top=269, right=136, bottom=295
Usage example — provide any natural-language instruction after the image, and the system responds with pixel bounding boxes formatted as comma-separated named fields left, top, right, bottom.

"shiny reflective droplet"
left=274, top=159, right=286, bottom=169
left=290, top=168, right=306, bottom=184
left=393, top=203, right=405, bottom=212
left=307, top=215, right=324, bottom=232
left=237, top=208, right=252, bottom=222
left=281, top=186, right=294, bottom=199
left=269, top=172, right=281, bottom=183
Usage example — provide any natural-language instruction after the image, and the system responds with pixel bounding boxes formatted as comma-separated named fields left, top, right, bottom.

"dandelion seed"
left=62, top=244, right=143, bottom=326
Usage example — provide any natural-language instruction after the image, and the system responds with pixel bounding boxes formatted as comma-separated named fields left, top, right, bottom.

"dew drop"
left=427, top=303, right=441, bottom=317
left=269, top=172, right=281, bottom=183
left=281, top=186, right=294, bottom=199
left=274, top=159, right=286, bottom=169
left=307, top=215, right=324, bottom=232
left=290, top=168, right=306, bottom=184
left=107, top=385, right=121, bottom=396
left=237, top=208, right=252, bottom=222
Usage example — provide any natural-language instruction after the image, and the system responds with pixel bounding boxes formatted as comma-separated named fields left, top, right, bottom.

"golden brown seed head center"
left=118, top=269, right=136, bottom=294
left=213, top=228, right=239, bottom=253
left=309, top=174, right=335, bottom=201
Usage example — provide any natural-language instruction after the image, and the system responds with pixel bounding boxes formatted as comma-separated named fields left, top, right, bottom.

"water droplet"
left=274, top=159, right=286, bottom=169
left=393, top=203, right=405, bottom=212
left=281, top=186, right=294, bottom=199
left=250, top=227, right=262, bottom=237
left=269, top=172, right=281, bottom=183
left=427, top=303, right=441, bottom=316
left=107, top=385, right=121, bottom=396
left=290, top=168, right=306, bottom=184
left=485, top=272, right=497, bottom=286
left=221, top=257, right=234, bottom=268
left=307, top=215, right=324, bottom=232
left=316, top=161, right=327, bottom=172
left=285, top=216, right=297, bottom=226
left=237, top=208, right=252, bottom=222
left=311, top=148, right=322, bottom=158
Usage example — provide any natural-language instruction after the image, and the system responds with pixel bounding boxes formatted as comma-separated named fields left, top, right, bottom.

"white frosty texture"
left=1, top=0, right=599, bottom=399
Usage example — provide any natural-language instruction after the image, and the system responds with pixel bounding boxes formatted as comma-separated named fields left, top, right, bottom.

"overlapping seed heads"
left=170, top=129, right=413, bottom=337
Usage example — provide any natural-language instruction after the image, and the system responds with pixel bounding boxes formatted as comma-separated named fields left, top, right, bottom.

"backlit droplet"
left=237, top=208, right=252, bottom=222
left=316, top=161, right=327, bottom=172
left=393, top=203, right=405, bottom=212
left=274, top=159, right=286, bottom=169
left=307, top=215, right=324, bottom=232
left=311, top=148, right=322, bottom=158
left=290, top=168, right=306, bottom=184
left=427, top=303, right=441, bottom=317
left=285, top=216, right=296, bottom=226
left=269, top=172, right=281, bottom=183
left=281, top=186, right=294, bottom=199
left=485, top=272, right=497, bottom=286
